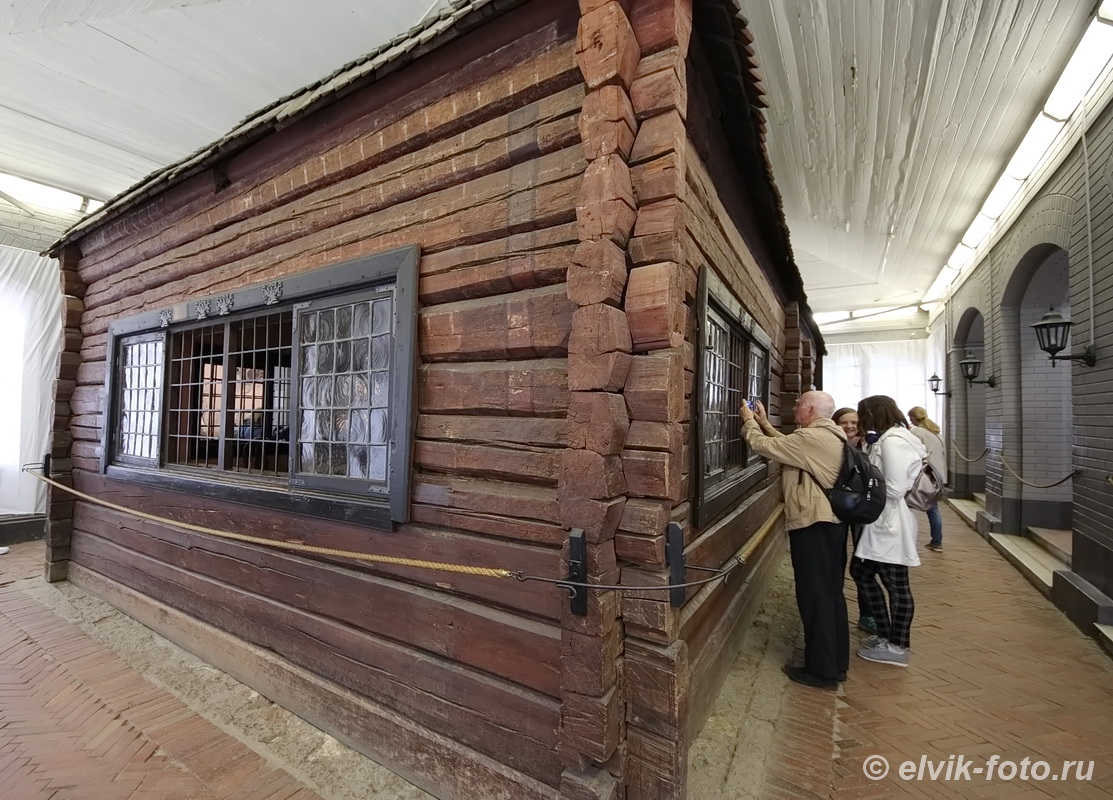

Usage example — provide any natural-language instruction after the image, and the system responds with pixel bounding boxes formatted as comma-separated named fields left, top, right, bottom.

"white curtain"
left=0, top=244, right=62, bottom=514
left=823, top=339, right=931, bottom=425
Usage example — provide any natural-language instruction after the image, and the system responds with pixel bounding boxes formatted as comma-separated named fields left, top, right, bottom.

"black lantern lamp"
left=958, top=353, right=995, bottom=387
left=927, top=373, right=951, bottom=397
left=1031, top=308, right=1096, bottom=367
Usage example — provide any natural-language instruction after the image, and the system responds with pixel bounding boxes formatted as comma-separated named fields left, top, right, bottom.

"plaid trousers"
left=850, top=558, right=915, bottom=648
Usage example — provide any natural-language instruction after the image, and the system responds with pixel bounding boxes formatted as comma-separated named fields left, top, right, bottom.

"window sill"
left=104, top=464, right=394, bottom=530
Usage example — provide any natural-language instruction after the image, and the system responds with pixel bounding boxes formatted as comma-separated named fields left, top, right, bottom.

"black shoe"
left=839, top=671, right=847, bottom=682
left=782, top=664, right=838, bottom=690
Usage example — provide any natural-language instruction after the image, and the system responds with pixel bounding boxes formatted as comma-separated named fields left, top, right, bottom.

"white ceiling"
left=0, top=0, right=1096, bottom=315
left=737, top=0, right=1093, bottom=312
left=0, top=0, right=448, bottom=201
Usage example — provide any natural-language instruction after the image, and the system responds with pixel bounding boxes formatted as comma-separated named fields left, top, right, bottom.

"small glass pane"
left=369, top=409, right=387, bottom=444
left=336, top=340, right=351, bottom=372
left=371, top=336, right=389, bottom=370
left=351, top=409, right=369, bottom=443
left=301, top=311, right=317, bottom=343
left=314, top=443, right=331, bottom=473
left=335, top=374, right=352, bottom=406
left=319, top=309, right=335, bottom=340
left=371, top=371, right=388, bottom=407
left=352, top=373, right=369, bottom=404
left=369, top=446, right=387, bottom=481
left=301, top=344, right=318, bottom=376
left=300, top=443, right=314, bottom=473
left=316, top=412, right=332, bottom=442
left=337, top=305, right=352, bottom=338
left=318, top=343, right=334, bottom=373
left=332, top=409, right=350, bottom=442
left=317, top=376, right=334, bottom=407
left=300, top=409, right=316, bottom=440
left=331, top=444, right=348, bottom=475
left=371, top=300, right=391, bottom=336
left=300, top=377, right=317, bottom=407
left=353, top=339, right=369, bottom=371
left=348, top=446, right=368, bottom=479
left=354, top=302, right=371, bottom=337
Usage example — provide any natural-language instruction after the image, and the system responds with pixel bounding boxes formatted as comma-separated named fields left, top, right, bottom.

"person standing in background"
left=834, top=406, right=876, bottom=636
left=908, top=407, right=947, bottom=552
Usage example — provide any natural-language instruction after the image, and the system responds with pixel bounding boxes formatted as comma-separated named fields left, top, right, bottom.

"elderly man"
left=741, top=391, right=848, bottom=690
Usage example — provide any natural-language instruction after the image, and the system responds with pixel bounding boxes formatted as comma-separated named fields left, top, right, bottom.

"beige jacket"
left=742, top=416, right=846, bottom=531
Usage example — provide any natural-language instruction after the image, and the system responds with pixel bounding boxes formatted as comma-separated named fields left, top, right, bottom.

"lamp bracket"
left=1049, top=346, right=1096, bottom=368
left=966, top=375, right=996, bottom=388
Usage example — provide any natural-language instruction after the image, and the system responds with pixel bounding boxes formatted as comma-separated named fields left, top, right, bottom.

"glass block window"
left=114, top=333, right=164, bottom=465
left=295, top=290, right=394, bottom=495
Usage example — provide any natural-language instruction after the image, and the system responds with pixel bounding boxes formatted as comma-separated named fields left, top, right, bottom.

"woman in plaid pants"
left=850, top=396, right=927, bottom=667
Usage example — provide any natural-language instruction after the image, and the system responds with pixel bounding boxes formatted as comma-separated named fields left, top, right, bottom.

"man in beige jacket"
left=741, top=390, right=848, bottom=690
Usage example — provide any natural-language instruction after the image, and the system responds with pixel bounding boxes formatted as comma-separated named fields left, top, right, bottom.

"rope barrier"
left=950, top=442, right=988, bottom=463
left=998, top=455, right=1078, bottom=490
left=23, top=467, right=786, bottom=597
left=24, top=469, right=515, bottom=578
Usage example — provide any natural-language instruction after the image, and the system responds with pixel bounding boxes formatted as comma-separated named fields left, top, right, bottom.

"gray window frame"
left=693, top=266, right=772, bottom=528
left=101, top=245, right=419, bottom=528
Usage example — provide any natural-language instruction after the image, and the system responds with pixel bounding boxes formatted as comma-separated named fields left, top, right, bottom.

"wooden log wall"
left=46, top=244, right=85, bottom=583
left=59, top=4, right=598, bottom=799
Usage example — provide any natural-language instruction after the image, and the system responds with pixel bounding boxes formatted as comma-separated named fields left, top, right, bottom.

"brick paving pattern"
left=761, top=505, right=1113, bottom=799
left=0, top=543, right=322, bottom=800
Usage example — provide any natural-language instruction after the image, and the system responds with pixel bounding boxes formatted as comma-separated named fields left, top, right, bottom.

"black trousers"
left=789, top=521, right=850, bottom=680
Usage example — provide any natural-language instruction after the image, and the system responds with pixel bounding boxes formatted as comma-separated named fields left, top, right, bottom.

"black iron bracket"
left=667, top=521, right=686, bottom=608
left=567, top=528, right=588, bottom=616
left=43, top=453, right=52, bottom=479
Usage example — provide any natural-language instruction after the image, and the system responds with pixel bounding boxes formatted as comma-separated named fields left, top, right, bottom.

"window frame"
left=101, top=245, right=419, bottom=529
left=693, top=266, right=772, bottom=528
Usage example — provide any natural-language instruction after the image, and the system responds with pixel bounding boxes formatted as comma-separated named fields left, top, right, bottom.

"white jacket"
left=855, top=427, right=926, bottom=567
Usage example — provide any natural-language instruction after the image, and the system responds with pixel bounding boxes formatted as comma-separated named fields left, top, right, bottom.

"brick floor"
left=746, top=505, right=1113, bottom=799
left=0, top=543, right=322, bottom=800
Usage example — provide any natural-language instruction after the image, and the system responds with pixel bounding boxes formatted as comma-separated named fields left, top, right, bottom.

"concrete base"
left=0, top=514, right=45, bottom=546
left=1052, top=570, right=1113, bottom=636
left=987, top=533, right=1065, bottom=598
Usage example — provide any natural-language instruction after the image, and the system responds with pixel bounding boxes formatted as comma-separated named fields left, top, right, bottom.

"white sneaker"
left=0, top=546, right=9, bottom=555
left=858, top=640, right=909, bottom=667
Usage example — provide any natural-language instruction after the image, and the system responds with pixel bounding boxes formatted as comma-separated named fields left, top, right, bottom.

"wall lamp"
left=926, top=374, right=951, bottom=397
left=1031, top=308, right=1097, bottom=367
left=958, top=353, right=996, bottom=387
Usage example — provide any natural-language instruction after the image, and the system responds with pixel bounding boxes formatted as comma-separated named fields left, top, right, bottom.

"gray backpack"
left=906, top=457, right=944, bottom=511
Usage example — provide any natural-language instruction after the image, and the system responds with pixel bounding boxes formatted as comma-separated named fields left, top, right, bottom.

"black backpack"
left=809, top=429, right=887, bottom=525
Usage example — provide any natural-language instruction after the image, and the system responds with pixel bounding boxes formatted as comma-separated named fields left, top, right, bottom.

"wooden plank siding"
left=62, top=3, right=584, bottom=797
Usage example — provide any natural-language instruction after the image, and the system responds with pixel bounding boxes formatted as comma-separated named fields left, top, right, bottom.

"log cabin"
left=45, top=1, right=823, bottom=797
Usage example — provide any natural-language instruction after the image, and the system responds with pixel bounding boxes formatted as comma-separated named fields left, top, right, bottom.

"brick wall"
left=941, top=89, right=1113, bottom=598
left=1018, top=250, right=1072, bottom=504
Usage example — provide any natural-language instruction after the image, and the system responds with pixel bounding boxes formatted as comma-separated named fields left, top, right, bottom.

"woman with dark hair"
left=834, top=405, right=876, bottom=635
left=851, top=395, right=926, bottom=668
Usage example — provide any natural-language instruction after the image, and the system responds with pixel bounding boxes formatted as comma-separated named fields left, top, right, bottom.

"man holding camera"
left=741, top=391, right=849, bottom=690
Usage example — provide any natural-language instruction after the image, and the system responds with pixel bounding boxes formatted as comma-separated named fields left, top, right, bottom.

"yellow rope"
left=998, top=456, right=1078, bottom=490
left=950, top=442, right=988, bottom=463
left=24, top=470, right=515, bottom=579
left=737, top=504, right=784, bottom=565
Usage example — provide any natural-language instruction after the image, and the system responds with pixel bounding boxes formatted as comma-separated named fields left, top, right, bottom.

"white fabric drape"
left=823, top=339, right=930, bottom=425
left=0, top=245, right=62, bottom=514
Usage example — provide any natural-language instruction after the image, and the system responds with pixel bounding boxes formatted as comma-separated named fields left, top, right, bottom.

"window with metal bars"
left=105, top=246, right=418, bottom=528
left=694, top=268, right=771, bottom=527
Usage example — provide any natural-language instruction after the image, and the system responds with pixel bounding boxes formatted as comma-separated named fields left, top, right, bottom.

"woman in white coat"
left=851, top=395, right=927, bottom=668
